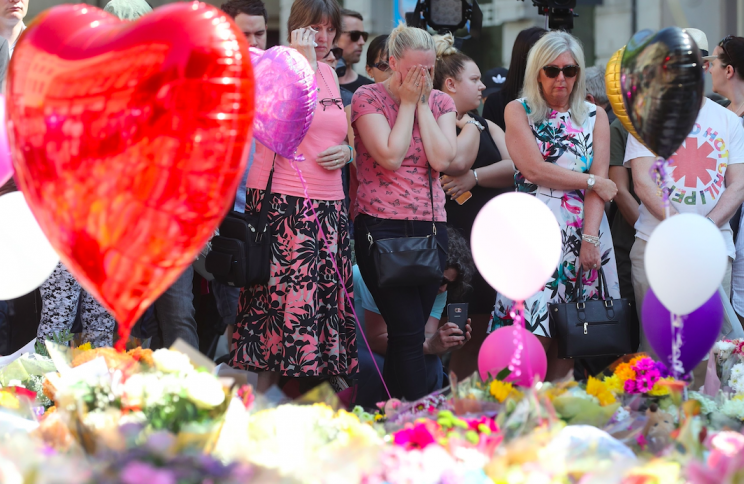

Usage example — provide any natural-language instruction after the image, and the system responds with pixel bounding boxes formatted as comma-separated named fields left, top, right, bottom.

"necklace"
left=317, top=66, right=332, bottom=94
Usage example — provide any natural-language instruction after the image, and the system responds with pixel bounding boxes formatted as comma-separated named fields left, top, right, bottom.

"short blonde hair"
left=386, top=23, right=435, bottom=61
left=521, top=31, right=588, bottom=125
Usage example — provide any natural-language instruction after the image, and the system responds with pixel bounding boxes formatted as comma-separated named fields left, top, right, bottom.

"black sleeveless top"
left=445, top=114, right=509, bottom=240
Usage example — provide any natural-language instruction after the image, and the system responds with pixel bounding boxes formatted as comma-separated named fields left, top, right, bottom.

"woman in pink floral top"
left=351, top=24, right=458, bottom=401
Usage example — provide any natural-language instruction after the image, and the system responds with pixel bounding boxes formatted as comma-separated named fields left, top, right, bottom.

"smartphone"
left=455, top=191, right=472, bottom=205
left=447, top=303, right=469, bottom=333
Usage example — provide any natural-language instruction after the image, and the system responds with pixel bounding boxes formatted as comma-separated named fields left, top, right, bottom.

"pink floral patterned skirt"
left=230, top=189, right=358, bottom=377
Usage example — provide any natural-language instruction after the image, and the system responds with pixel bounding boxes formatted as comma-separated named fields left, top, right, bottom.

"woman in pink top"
left=231, top=0, right=357, bottom=392
left=351, top=24, right=458, bottom=401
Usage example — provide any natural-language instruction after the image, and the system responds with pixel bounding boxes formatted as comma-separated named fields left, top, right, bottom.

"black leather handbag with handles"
left=548, top=267, right=635, bottom=359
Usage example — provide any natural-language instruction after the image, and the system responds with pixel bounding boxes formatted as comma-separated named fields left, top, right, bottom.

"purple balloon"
left=251, top=46, right=316, bottom=160
left=642, top=288, right=723, bottom=374
left=0, top=95, right=12, bottom=186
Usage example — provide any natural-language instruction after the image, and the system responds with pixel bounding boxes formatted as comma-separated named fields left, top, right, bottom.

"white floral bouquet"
left=43, top=347, right=230, bottom=453
left=713, top=340, right=744, bottom=395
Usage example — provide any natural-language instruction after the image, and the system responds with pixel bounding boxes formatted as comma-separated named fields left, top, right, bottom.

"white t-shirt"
left=624, top=99, right=744, bottom=259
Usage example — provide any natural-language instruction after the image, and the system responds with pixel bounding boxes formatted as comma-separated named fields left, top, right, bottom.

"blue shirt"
left=233, top=140, right=255, bottom=213
left=353, top=265, right=446, bottom=320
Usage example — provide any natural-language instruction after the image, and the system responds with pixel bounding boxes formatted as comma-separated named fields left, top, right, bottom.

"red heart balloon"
left=7, top=3, right=254, bottom=349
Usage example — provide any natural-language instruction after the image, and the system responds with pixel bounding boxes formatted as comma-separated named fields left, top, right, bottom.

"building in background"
left=24, top=0, right=744, bottom=91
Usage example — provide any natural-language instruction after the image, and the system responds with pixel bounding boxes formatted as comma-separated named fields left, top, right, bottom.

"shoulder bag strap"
left=575, top=268, right=586, bottom=302
left=256, top=154, right=276, bottom=240
left=427, top=165, right=436, bottom=235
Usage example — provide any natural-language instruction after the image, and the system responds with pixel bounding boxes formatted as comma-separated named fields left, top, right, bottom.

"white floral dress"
left=490, top=99, right=620, bottom=337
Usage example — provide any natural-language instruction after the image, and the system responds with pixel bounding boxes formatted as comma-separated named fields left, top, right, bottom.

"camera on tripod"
left=525, top=0, right=577, bottom=32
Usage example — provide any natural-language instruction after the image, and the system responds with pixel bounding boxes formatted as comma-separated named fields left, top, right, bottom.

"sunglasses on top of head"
left=343, top=30, right=369, bottom=43
left=542, top=65, right=580, bottom=79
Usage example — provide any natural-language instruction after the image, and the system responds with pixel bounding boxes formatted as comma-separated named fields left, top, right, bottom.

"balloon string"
left=653, top=157, right=683, bottom=377
left=671, top=312, right=685, bottom=379
left=288, top=157, right=391, bottom=401
left=508, top=301, right=526, bottom=381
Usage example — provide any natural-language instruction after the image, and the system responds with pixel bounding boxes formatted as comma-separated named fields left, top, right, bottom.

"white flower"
left=612, top=406, right=630, bottom=423
left=715, top=341, right=736, bottom=359
left=184, top=372, right=225, bottom=409
left=689, top=392, right=719, bottom=415
left=721, top=398, right=744, bottom=421
left=121, top=374, right=146, bottom=408
left=152, top=349, right=193, bottom=375
left=566, top=387, right=599, bottom=404
left=730, top=363, right=744, bottom=396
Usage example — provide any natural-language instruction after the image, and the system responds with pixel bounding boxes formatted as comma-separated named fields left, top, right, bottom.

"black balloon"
left=621, top=27, right=704, bottom=160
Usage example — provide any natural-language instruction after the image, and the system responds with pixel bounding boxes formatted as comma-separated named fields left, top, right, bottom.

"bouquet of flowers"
left=42, top=347, right=230, bottom=454
left=714, top=340, right=744, bottom=396
left=602, top=355, right=677, bottom=399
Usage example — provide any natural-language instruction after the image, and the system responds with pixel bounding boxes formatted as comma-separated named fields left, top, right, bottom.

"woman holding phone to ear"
left=231, top=0, right=357, bottom=393
left=351, top=24, right=458, bottom=401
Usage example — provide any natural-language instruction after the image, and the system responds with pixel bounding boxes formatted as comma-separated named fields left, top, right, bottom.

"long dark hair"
left=502, top=27, right=546, bottom=101
left=445, top=226, right=475, bottom=301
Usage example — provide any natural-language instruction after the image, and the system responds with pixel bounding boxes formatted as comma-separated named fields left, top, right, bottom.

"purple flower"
left=653, top=361, right=671, bottom=378
left=120, top=462, right=176, bottom=484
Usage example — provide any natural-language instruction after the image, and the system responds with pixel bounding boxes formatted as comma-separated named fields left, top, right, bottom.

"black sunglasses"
left=319, top=97, right=343, bottom=111
left=343, top=30, right=369, bottom=43
left=372, top=61, right=390, bottom=72
left=325, top=47, right=343, bottom=60
left=542, top=65, right=580, bottom=79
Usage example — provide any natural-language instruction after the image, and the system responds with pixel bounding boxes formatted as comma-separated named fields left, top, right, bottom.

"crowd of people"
left=3, top=0, right=744, bottom=405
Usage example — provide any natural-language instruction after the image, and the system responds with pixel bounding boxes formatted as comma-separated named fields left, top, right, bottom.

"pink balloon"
left=249, top=46, right=264, bottom=63
left=0, top=95, right=12, bottom=186
left=478, top=326, right=547, bottom=387
left=251, top=46, right=316, bottom=160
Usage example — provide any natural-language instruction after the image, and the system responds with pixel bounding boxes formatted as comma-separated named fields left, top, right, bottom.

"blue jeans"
left=354, top=214, right=448, bottom=401
left=356, top=343, right=443, bottom=408
left=153, top=266, right=198, bottom=349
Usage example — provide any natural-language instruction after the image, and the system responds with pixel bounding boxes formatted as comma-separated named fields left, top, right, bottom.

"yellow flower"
left=604, top=374, right=624, bottom=394
left=76, top=342, right=92, bottom=352
left=374, top=414, right=384, bottom=421
left=0, top=391, right=19, bottom=410
left=648, top=377, right=675, bottom=397
left=490, top=380, right=515, bottom=403
left=586, top=376, right=617, bottom=406
left=615, top=362, right=636, bottom=382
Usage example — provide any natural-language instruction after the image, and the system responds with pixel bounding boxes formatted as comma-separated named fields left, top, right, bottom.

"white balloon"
left=645, top=213, right=727, bottom=315
left=0, top=192, right=59, bottom=299
left=471, top=192, right=562, bottom=301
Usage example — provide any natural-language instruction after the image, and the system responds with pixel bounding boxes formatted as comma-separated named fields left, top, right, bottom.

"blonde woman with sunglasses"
left=492, top=31, right=620, bottom=381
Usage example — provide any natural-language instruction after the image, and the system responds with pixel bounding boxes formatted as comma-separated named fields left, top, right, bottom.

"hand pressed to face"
left=538, top=51, right=578, bottom=110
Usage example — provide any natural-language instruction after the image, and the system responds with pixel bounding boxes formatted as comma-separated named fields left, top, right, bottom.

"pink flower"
left=624, top=379, right=640, bottom=394
left=393, top=421, right=438, bottom=450
left=636, top=434, right=647, bottom=450
left=632, top=358, right=656, bottom=372
left=120, top=462, right=175, bottom=484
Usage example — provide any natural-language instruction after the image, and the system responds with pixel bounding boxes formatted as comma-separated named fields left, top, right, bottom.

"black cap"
left=482, top=67, right=508, bottom=98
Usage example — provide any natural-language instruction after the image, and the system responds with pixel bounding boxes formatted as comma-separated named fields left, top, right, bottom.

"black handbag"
left=367, top=167, right=442, bottom=288
left=548, top=267, right=635, bottom=359
left=206, top=157, right=275, bottom=287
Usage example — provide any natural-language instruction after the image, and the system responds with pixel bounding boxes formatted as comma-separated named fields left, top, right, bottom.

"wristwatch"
left=587, top=174, right=596, bottom=191
left=466, top=118, right=485, bottom=132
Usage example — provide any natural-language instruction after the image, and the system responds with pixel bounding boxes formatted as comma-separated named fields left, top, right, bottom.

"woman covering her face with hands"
left=491, top=31, right=620, bottom=381
left=231, top=0, right=357, bottom=393
left=351, top=24, right=457, bottom=401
